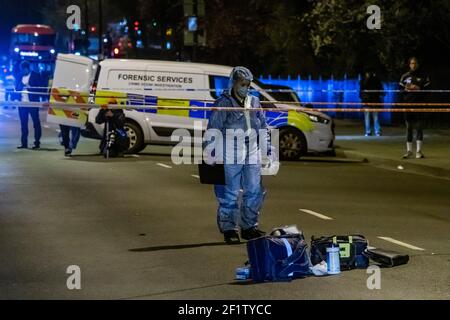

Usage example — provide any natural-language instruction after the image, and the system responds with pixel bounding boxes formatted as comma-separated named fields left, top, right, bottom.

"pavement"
left=0, top=107, right=449, bottom=300
left=334, top=119, right=450, bottom=181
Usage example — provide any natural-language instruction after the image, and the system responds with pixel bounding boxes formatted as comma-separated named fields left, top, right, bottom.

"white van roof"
left=57, top=53, right=95, bottom=65
left=100, top=59, right=233, bottom=76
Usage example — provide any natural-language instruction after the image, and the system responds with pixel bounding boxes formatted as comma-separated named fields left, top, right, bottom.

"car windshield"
left=252, top=79, right=301, bottom=103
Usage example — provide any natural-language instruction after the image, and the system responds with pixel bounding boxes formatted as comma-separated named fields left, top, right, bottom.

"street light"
left=98, top=0, right=103, bottom=58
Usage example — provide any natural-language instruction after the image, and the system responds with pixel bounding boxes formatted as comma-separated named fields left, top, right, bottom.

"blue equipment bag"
left=246, top=233, right=312, bottom=282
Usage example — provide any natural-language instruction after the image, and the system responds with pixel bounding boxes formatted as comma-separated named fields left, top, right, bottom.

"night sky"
left=0, top=0, right=46, bottom=54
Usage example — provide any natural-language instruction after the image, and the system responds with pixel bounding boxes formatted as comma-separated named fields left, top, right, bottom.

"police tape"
left=3, top=87, right=450, bottom=95
left=2, top=89, right=450, bottom=107
left=2, top=100, right=450, bottom=113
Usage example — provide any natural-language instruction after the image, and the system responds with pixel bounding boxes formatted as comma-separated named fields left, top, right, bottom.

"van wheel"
left=124, top=121, right=145, bottom=154
left=279, top=127, right=307, bottom=161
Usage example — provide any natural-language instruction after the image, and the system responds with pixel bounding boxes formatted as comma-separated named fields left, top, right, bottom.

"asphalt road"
left=0, top=108, right=449, bottom=300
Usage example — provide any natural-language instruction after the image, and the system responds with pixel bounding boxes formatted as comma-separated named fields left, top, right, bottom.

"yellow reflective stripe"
left=50, top=108, right=66, bottom=117
left=95, top=90, right=128, bottom=107
left=157, top=99, right=189, bottom=117
left=287, top=110, right=314, bottom=132
left=49, top=88, right=88, bottom=123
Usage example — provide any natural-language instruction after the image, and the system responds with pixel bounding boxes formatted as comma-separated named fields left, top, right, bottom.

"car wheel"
left=279, top=127, right=307, bottom=161
left=124, top=121, right=145, bottom=154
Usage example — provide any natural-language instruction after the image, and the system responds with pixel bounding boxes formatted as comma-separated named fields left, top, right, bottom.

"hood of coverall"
left=226, top=66, right=254, bottom=97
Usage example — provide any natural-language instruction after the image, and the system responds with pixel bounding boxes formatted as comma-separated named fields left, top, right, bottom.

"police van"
left=50, top=54, right=334, bottom=160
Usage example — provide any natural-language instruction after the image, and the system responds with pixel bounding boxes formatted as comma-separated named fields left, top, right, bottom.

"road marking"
left=156, top=163, right=172, bottom=169
left=5, top=114, right=11, bottom=118
left=56, top=129, right=61, bottom=133
left=299, top=209, right=334, bottom=220
left=43, top=125, right=50, bottom=129
left=378, top=236, right=425, bottom=251
left=191, top=174, right=200, bottom=179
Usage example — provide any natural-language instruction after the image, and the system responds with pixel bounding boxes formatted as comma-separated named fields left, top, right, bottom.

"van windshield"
left=252, top=79, right=301, bottom=103
left=208, top=75, right=301, bottom=104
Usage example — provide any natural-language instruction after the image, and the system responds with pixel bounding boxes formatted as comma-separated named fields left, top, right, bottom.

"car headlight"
left=306, top=113, right=330, bottom=124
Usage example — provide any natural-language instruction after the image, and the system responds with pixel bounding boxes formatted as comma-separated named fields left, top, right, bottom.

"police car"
left=50, top=54, right=334, bottom=160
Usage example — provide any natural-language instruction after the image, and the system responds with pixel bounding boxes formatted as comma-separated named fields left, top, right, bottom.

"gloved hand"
left=261, top=151, right=280, bottom=176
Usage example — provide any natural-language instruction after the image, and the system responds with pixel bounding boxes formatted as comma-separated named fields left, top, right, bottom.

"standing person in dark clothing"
left=399, top=57, right=431, bottom=159
left=59, top=126, right=81, bottom=157
left=95, top=108, right=129, bottom=158
left=15, top=61, right=49, bottom=150
left=360, top=71, right=385, bottom=136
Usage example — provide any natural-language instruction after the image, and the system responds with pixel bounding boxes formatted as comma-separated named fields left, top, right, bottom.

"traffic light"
left=165, top=28, right=173, bottom=51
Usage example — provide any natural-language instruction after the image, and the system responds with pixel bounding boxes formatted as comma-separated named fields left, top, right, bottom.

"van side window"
left=209, top=75, right=274, bottom=109
left=209, top=75, right=229, bottom=99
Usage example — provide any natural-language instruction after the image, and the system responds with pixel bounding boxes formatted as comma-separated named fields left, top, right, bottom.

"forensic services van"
left=48, top=54, right=334, bottom=160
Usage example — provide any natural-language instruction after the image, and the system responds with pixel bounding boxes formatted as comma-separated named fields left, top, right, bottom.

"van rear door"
left=47, top=54, right=97, bottom=127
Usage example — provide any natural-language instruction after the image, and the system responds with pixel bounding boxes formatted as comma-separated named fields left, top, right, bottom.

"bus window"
left=11, top=34, right=56, bottom=47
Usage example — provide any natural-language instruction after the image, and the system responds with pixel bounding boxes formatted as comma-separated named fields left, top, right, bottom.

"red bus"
left=10, top=24, right=57, bottom=70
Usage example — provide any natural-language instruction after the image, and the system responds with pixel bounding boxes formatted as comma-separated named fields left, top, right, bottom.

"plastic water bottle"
left=235, top=266, right=251, bottom=280
left=326, top=246, right=341, bottom=275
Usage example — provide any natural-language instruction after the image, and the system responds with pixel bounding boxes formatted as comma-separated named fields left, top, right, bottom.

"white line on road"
left=43, top=125, right=50, bottom=129
left=5, top=114, right=11, bottom=118
left=299, top=209, right=334, bottom=220
left=156, top=163, right=173, bottom=169
left=378, top=236, right=425, bottom=251
left=191, top=174, right=200, bottom=179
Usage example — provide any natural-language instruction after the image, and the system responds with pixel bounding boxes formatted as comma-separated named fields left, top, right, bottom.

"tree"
left=303, top=0, right=450, bottom=79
